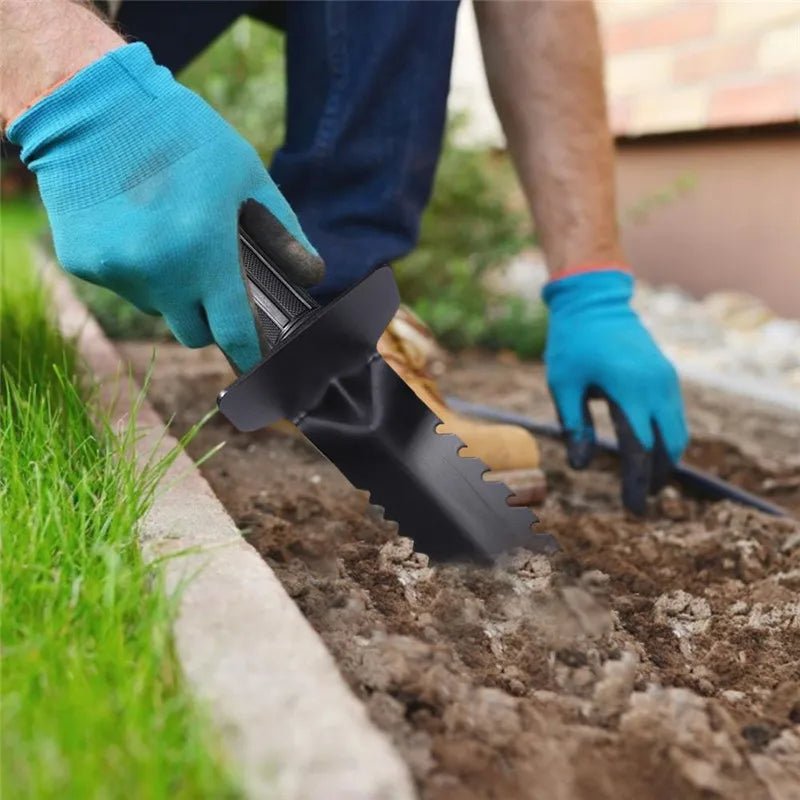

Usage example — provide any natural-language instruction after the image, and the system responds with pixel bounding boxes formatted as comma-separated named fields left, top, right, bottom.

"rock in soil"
left=122, top=343, right=800, bottom=800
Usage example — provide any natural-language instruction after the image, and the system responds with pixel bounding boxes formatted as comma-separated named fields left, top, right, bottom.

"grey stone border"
left=44, top=259, right=416, bottom=800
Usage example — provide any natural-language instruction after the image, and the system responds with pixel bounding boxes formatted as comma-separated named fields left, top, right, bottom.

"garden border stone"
left=43, top=258, right=416, bottom=800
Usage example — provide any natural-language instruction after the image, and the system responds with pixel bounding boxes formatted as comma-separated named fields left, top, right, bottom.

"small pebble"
left=721, top=690, right=746, bottom=703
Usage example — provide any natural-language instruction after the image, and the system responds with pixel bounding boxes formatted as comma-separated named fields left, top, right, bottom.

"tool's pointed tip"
left=299, top=356, right=560, bottom=563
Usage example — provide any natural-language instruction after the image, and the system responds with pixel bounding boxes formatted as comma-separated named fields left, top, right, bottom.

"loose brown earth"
left=123, top=342, right=800, bottom=800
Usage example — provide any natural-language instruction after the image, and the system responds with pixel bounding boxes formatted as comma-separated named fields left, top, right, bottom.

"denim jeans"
left=116, top=0, right=460, bottom=301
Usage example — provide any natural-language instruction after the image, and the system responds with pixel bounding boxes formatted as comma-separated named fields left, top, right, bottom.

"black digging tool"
left=447, top=398, right=791, bottom=518
left=217, top=228, right=559, bottom=562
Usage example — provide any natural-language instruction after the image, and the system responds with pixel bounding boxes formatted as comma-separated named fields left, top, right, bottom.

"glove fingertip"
left=548, top=379, right=595, bottom=468
left=202, top=276, right=263, bottom=374
left=620, top=444, right=652, bottom=516
left=655, top=407, right=691, bottom=465
left=164, top=307, right=214, bottom=350
left=566, top=435, right=595, bottom=470
left=240, top=197, right=325, bottom=288
left=225, top=338, right=262, bottom=375
left=281, top=237, right=326, bottom=287
left=208, top=320, right=260, bottom=375
left=622, top=482, right=648, bottom=516
left=673, top=421, right=691, bottom=464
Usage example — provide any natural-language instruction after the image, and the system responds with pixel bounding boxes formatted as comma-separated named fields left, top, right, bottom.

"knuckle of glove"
left=53, top=235, right=103, bottom=284
left=54, top=228, right=135, bottom=289
left=55, top=204, right=216, bottom=310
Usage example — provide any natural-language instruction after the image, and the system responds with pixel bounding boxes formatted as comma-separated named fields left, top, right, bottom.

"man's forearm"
left=0, top=0, right=122, bottom=127
left=475, top=0, right=623, bottom=275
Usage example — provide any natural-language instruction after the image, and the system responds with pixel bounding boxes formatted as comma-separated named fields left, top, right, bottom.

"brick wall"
left=599, top=1, right=800, bottom=135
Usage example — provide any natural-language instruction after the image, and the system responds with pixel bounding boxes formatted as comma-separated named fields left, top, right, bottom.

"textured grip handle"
left=238, top=228, right=320, bottom=349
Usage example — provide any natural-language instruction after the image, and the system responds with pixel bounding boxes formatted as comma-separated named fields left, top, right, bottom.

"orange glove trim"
left=549, top=263, right=632, bottom=283
left=5, top=70, right=83, bottom=131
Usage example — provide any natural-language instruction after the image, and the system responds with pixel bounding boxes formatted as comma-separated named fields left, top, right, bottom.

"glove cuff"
left=7, top=43, right=171, bottom=152
left=542, top=267, right=634, bottom=312
left=6, top=43, right=216, bottom=216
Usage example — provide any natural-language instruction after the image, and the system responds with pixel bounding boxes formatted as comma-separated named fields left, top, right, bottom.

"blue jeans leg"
left=116, top=0, right=459, bottom=301
left=272, top=0, right=460, bottom=301
left=115, top=1, right=265, bottom=73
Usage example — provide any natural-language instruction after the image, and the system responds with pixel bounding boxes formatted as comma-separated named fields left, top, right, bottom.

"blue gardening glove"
left=7, top=43, right=323, bottom=372
left=542, top=268, right=689, bottom=514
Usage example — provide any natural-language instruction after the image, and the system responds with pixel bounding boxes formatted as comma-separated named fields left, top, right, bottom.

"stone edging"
left=43, top=258, right=416, bottom=800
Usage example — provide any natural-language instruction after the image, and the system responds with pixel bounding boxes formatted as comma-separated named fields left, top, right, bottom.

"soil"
left=122, top=342, right=800, bottom=800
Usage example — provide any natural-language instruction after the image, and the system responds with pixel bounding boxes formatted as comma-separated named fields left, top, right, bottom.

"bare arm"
left=474, top=0, right=623, bottom=275
left=0, top=0, right=122, bottom=127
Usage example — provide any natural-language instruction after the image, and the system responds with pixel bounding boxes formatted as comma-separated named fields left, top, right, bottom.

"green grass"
left=0, top=200, right=239, bottom=798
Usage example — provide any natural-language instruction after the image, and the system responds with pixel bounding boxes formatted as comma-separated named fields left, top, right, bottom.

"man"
left=1, top=0, right=688, bottom=514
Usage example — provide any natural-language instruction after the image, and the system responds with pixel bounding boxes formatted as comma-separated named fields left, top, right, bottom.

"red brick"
left=708, top=74, right=800, bottom=127
left=674, top=40, right=757, bottom=84
left=605, top=3, right=717, bottom=55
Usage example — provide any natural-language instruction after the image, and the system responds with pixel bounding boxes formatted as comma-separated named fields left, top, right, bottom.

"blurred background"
left=2, top=0, right=798, bottom=406
left=452, top=0, right=800, bottom=315
left=450, top=0, right=799, bottom=407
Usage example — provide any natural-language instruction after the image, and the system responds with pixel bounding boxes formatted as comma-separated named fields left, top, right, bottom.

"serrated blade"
left=296, top=354, right=558, bottom=562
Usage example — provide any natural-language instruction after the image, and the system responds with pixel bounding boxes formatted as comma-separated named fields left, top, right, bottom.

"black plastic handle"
left=238, top=228, right=320, bottom=349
